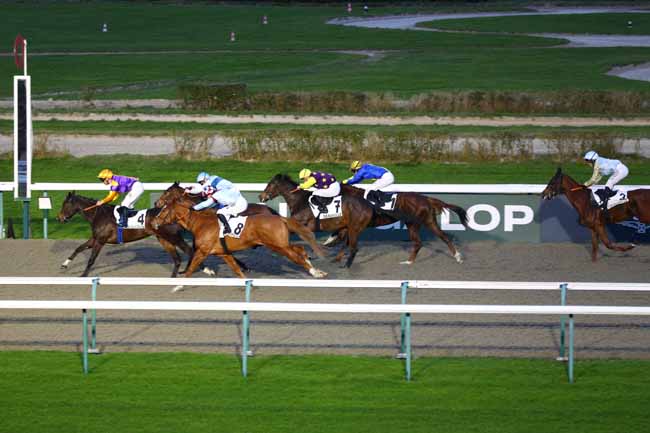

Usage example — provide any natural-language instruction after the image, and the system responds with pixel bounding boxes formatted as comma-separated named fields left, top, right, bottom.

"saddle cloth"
left=364, top=189, right=398, bottom=211
left=220, top=215, right=248, bottom=238
left=592, top=189, right=629, bottom=210
left=116, top=209, right=147, bottom=229
left=309, top=195, right=343, bottom=219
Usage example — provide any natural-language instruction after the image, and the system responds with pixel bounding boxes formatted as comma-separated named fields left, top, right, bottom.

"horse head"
left=156, top=182, right=184, bottom=208
left=259, top=173, right=296, bottom=202
left=541, top=167, right=564, bottom=200
left=57, top=191, right=82, bottom=223
left=152, top=195, right=194, bottom=230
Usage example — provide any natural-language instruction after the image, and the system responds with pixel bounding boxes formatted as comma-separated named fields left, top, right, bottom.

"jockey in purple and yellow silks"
left=96, top=169, right=144, bottom=227
left=292, top=169, right=340, bottom=213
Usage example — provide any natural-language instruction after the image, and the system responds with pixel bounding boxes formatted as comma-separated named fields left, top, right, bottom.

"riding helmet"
left=299, top=168, right=311, bottom=179
left=97, top=168, right=113, bottom=179
left=350, top=160, right=362, bottom=171
left=584, top=150, right=599, bottom=162
left=196, top=172, right=210, bottom=183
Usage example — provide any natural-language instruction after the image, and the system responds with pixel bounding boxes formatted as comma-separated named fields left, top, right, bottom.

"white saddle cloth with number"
left=116, top=209, right=147, bottom=229
left=220, top=215, right=248, bottom=238
left=593, top=189, right=629, bottom=210
left=309, top=195, right=343, bottom=219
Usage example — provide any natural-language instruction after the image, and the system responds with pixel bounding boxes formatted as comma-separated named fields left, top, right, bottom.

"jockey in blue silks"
left=185, top=171, right=248, bottom=234
left=342, top=161, right=395, bottom=190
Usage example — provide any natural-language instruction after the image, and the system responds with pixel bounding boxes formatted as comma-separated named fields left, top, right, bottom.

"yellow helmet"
left=298, top=168, right=311, bottom=179
left=350, top=160, right=362, bottom=171
left=97, top=168, right=113, bottom=179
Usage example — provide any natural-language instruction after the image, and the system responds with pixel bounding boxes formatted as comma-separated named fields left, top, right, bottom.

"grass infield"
left=0, top=351, right=648, bottom=433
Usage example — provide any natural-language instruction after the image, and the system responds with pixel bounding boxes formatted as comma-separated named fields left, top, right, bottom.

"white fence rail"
left=1, top=277, right=649, bottom=382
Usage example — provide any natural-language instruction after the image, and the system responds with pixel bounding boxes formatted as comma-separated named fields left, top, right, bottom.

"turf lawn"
left=1, top=3, right=650, bottom=99
left=0, top=155, right=648, bottom=239
left=0, top=351, right=648, bottom=433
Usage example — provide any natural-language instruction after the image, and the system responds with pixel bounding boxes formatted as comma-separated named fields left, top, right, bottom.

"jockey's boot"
left=311, top=196, right=328, bottom=214
left=600, top=187, right=614, bottom=210
left=118, top=206, right=129, bottom=228
left=217, top=213, right=231, bottom=235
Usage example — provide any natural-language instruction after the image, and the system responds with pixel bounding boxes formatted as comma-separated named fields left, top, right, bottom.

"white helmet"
left=196, top=172, right=210, bottom=183
left=584, top=150, right=598, bottom=161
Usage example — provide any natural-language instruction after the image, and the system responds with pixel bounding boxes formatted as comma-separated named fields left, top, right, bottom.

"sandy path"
left=1, top=239, right=648, bottom=359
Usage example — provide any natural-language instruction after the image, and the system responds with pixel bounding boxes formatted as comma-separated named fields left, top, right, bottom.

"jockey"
left=293, top=168, right=340, bottom=213
left=583, top=151, right=629, bottom=209
left=96, top=169, right=144, bottom=228
left=187, top=171, right=248, bottom=234
left=342, top=161, right=394, bottom=190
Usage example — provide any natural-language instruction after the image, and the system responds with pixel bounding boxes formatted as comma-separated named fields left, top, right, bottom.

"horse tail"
left=281, top=217, right=325, bottom=258
left=427, top=197, right=468, bottom=227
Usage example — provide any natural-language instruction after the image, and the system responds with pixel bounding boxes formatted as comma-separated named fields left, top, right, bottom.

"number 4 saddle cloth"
left=116, top=208, right=148, bottom=229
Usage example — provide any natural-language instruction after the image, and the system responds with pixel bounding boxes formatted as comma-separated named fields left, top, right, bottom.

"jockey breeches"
left=369, top=171, right=394, bottom=190
left=121, top=181, right=145, bottom=208
left=312, top=181, right=341, bottom=198
left=217, top=195, right=248, bottom=217
left=606, top=163, right=629, bottom=190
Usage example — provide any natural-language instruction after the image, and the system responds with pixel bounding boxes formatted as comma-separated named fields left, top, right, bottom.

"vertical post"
left=558, top=283, right=568, bottom=361
left=42, top=191, right=48, bottom=239
left=398, top=281, right=408, bottom=358
left=90, top=277, right=99, bottom=352
left=242, top=280, right=253, bottom=378
left=22, top=200, right=29, bottom=239
left=405, top=313, right=412, bottom=381
left=568, top=314, right=575, bottom=384
left=0, top=191, right=4, bottom=239
left=82, top=309, right=89, bottom=374
left=245, top=280, right=253, bottom=356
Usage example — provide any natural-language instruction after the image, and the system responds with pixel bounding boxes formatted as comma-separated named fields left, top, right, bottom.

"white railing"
left=1, top=182, right=648, bottom=194
left=1, top=277, right=649, bottom=382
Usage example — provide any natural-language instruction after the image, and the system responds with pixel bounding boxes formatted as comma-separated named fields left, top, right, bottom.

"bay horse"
left=341, top=184, right=467, bottom=264
left=152, top=195, right=327, bottom=280
left=541, top=167, right=650, bottom=261
left=57, top=192, right=193, bottom=277
left=258, top=174, right=375, bottom=267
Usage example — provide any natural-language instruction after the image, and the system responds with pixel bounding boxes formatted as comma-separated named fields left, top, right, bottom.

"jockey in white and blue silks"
left=342, top=161, right=395, bottom=190
left=583, top=151, right=629, bottom=209
left=186, top=172, right=248, bottom=234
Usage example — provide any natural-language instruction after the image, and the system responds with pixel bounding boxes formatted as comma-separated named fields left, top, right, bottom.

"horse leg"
left=591, top=230, right=600, bottom=262
left=80, top=242, right=104, bottom=277
left=425, top=217, right=463, bottom=264
left=401, top=223, right=422, bottom=265
left=343, top=230, right=360, bottom=268
left=156, top=236, right=182, bottom=278
left=596, top=224, right=635, bottom=254
left=220, top=254, right=247, bottom=279
left=333, top=232, right=349, bottom=263
left=267, top=244, right=327, bottom=278
left=61, top=238, right=95, bottom=269
left=323, top=229, right=345, bottom=247
left=172, top=248, right=210, bottom=293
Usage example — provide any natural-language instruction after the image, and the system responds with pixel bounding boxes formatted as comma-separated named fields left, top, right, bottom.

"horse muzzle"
left=258, top=192, right=270, bottom=203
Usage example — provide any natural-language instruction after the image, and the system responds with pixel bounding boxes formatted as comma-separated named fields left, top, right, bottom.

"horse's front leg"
left=62, top=238, right=95, bottom=269
left=80, top=242, right=104, bottom=277
left=220, top=254, right=247, bottom=278
left=156, top=236, right=182, bottom=278
left=591, top=230, right=600, bottom=262
left=172, top=249, right=210, bottom=293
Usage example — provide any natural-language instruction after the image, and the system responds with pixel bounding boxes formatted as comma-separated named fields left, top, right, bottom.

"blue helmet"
left=196, top=172, right=210, bottom=183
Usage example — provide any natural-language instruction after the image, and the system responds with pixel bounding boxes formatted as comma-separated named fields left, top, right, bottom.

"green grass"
left=424, top=13, right=650, bottom=35
left=1, top=156, right=649, bottom=239
left=0, top=351, right=648, bottom=433
left=1, top=3, right=650, bottom=99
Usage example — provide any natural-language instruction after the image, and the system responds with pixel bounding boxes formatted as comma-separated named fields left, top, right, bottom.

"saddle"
left=310, top=195, right=333, bottom=213
left=366, top=190, right=394, bottom=207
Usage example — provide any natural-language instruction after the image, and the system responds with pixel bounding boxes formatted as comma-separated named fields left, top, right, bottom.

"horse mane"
left=69, top=192, right=102, bottom=207
left=273, top=173, right=298, bottom=186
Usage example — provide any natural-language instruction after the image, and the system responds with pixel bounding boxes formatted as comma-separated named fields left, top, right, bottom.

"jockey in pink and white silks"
left=583, top=151, right=629, bottom=209
left=185, top=172, right=248, bottom=234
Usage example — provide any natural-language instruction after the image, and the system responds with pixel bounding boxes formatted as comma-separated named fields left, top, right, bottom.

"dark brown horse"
left=341, top=184, right=467, bottom=264
left=152, top=195, right=327, bottom=281
left=542, top=167, right=650, bottom=261
left=259, top=174, right=375, bottom=267
left=57, top=192, right=193, bottom=277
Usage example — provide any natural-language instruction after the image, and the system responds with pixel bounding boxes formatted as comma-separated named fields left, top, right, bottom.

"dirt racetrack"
left=1, top=238, right=649, bottom=359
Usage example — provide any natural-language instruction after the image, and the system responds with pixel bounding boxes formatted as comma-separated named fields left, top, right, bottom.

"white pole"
left=23, top=39, right=27, bottom=77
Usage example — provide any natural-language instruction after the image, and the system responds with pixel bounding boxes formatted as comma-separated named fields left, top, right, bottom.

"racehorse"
left=57, top=192, right=193, bottom=277
left=341, top=184, right=467, bottom=264
left=541, top=167, right=650, bottom=261
left=258, top=174, right=375, bottom=267
left=152, top=194, right=327, bottom=280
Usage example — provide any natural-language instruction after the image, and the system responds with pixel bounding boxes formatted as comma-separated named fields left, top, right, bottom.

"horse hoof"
left=61, top=259, right=71, bottom=269
left=310, top=268, right=327, bottom=278
left=171, top=285, right=185, bottom=293
left=400, top=260, right=413, bottom=265
left=454, top=252, right=464, bottom=264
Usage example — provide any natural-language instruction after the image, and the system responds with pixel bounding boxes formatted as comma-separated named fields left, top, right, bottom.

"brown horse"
left=541, top=167, right=650, bottom=261
left=57, top=192, right=193, bottom=277
left=258, top=174, right=375, bottom=267
left=152, top=195, right=327, bottom=280
left=341, top=184, right=467, bottom=264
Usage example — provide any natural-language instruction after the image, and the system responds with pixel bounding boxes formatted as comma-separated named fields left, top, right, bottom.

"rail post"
left=41, top=191, right=49, bottom=239
left=568, top=314, right=575, bottom=383
left=82, top=309, right=89, bottom=374
left=0, top=191, right=4, bottom=239
left=242, top=279, right=253, bottom=378
left=397, top=281, right=408, bottom=359
left=405, top=312, right=412, bottom=381
left=89, top=277, right=100, bottom=353
left=557, top=283, right=568, bottom=361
